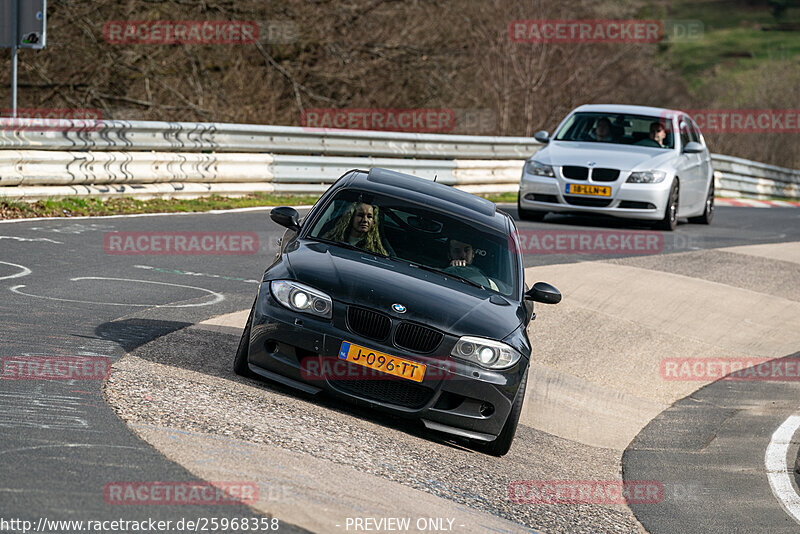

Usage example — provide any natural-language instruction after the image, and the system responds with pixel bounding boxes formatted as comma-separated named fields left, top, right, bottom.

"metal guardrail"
left=0, top=119, right=539, bottom=158
left=0, top=119, right=797, bottom=201
left=712, top=154, right=800, bottom=200
left=0, top=150, right=525, bottom=199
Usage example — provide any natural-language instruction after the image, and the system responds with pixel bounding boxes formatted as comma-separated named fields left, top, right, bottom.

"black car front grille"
left=394, top=322, right=443, bottom=353
left=347, top=306, right=391, bottom=341
left=562, top=166, right=589, bottom=180
left=332, top=376, right=434, bottom=409
left=591, top=168, right=620, bottom=182
left=564, top=196, right=613, bottom=207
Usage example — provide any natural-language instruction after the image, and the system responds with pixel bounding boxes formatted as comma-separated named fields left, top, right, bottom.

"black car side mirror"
left=683, top=141, right=704, bottom=154
left=525, top=282, right=561, bottom=304
left=534, top=130, right=550, bottom=144
left=270, top=206, right=301, bottom=231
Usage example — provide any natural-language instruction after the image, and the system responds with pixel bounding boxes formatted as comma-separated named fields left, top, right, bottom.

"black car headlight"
left=270, top=280, right=332, bottom=319
left=451, top=336, right=522, bottom=369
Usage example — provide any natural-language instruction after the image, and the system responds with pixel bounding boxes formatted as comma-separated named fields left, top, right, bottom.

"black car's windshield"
left=554, top=112, right=675, bottom=149
left=306, top=188, right=518, bottom=297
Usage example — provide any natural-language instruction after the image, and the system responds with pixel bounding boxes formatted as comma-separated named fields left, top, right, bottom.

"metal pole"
left=10, top=0, right=19, bottom=118
left=11, top=45, right=17, bottom=118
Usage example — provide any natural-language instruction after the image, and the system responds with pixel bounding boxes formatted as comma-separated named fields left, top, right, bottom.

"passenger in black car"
left=323, top=202, right=393, bottom=256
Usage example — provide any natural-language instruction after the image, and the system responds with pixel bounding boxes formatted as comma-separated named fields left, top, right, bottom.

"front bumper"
left=519, top=171, right=671, bottom=221
left=246, top=288, right=526, bottom=441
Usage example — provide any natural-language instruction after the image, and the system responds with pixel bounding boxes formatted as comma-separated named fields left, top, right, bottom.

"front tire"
left=689, top=181, right=714, bottom=225
left=478, top=369, right=528, bottom=456
left=657, top=180, right=679, bottom=231
left=517, top=197, right=548, bottom=222
left=233, top=300, right=256, bottom=377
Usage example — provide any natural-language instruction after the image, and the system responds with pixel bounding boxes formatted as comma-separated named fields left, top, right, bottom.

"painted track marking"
left=765, top=413, right=800, bottom=525
left=134, top=264, right=260, bottom=284
left=0, top=236, right=63, bottom=243
left=0, top=261, right=32, bottom=281
left=9, top=277, right=224, bottom=308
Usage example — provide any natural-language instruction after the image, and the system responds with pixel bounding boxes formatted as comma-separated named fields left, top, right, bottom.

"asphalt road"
left=624, top=361, right=800, bottom=533
left=0, top=213, right=303, bottom=533
left=1, top=204, right=799, bottom=533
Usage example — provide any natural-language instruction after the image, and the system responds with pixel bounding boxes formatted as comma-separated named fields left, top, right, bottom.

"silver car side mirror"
left=683, top=141, right=704, bottom=154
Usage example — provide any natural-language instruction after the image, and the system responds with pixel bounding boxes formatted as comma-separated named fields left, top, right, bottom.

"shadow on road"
left=95, top=318, right=193, bottom=353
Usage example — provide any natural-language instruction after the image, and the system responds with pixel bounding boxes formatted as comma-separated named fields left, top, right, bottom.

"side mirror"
left=525, top=281, right=561, bottom=304
left=534, top=130, right=550, bottom=144
left=683, top=141, right=703, bottom=154
left=270, top=206, right=301, bottom=231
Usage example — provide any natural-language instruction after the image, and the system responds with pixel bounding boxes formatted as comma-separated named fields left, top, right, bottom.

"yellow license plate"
left=337, top=341, right=426, bottom=382
left=565, top=184, right=611, bottom=197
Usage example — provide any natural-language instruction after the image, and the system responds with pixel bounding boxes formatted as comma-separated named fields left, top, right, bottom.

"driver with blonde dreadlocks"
left=323, top=202, right=394, bottom=256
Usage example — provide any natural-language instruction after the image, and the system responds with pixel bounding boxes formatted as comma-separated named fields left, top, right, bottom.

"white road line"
left=765, top=413, right=800, bottom=525
left=0, top=236, right=63, bottom=243
left=0, top=261, right=32, bottom=281
left=133, top=264, right=260, bottom=284
left=9, top=277, right=225, bottom=308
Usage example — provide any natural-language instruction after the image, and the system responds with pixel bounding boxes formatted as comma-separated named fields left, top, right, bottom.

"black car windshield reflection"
left=305, top=188, right=517, bottom=296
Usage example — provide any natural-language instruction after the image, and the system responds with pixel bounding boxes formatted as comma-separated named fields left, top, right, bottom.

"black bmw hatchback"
left=234, top=168, right=561, bottom=455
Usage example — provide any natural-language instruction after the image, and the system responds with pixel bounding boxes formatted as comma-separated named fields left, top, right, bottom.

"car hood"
left=283, top=240, right=524, bottom=340
left=535, top=141, right=676, bottom=171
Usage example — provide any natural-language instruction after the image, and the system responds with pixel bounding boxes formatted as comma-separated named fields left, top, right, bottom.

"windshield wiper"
left=405, top=260, right=485, bottom=290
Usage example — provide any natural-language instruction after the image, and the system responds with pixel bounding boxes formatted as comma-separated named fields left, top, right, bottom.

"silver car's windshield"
left=555, top=112, right=675, bottom=149
left=306, top=188, right=519, bottom=296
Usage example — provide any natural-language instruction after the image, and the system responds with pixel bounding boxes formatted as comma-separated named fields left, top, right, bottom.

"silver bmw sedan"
left=518, top=104, right=715, bottom=230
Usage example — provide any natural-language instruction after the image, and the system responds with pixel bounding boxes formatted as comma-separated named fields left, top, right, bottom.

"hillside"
left=0, top=0, right=797, bottom=167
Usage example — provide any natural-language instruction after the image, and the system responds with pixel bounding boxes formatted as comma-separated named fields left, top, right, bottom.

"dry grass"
left=0, top=0, right=796, bottom=167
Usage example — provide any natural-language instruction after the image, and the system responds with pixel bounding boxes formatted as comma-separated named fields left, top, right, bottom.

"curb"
left=716, top=198, right=800, bottom=208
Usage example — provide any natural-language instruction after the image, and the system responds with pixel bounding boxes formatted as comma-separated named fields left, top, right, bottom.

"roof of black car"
left=341, top=168, right=499, bottom=223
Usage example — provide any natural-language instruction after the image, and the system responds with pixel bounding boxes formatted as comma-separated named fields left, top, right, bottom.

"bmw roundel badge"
left=392, top=303, right=407, bottom=313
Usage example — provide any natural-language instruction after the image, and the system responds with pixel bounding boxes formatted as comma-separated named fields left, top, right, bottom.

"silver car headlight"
left=270, top=280, right=332, bottom=319
left=626, top=170, right=667, bottom=183
left=525, top=160, right=556, bottom=178
left=451, top=336, right=522, bottom=369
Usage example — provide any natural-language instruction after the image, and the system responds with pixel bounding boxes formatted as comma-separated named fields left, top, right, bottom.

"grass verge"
left=0, top=192, right=519, bottom=220
left=655, top=0, right=800, bottom=91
